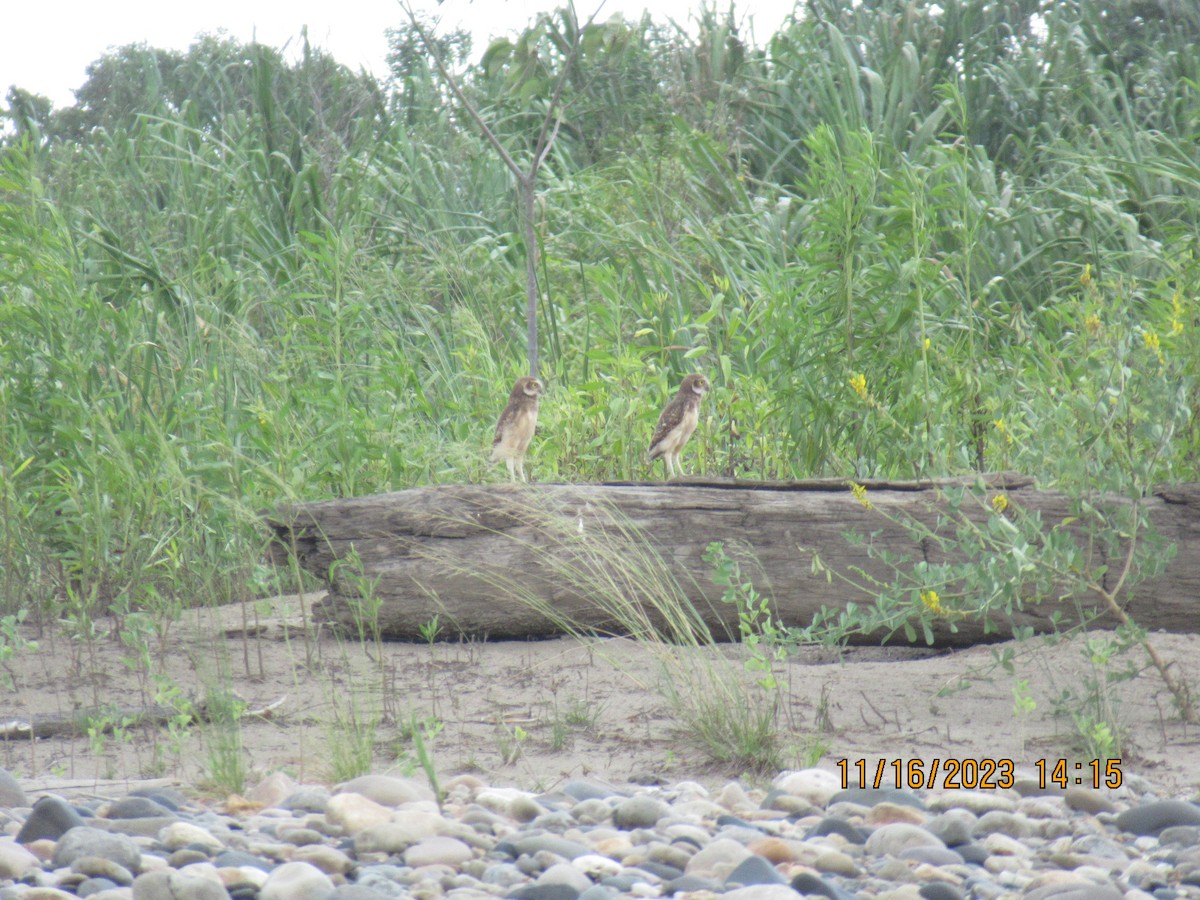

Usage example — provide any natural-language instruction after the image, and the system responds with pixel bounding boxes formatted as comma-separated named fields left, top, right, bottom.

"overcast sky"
left=3, top=0, right=798, bottom=110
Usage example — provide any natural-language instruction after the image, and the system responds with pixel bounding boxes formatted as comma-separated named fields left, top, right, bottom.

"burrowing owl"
left=491, top=375, right=544, bottom=482
left=648, top=373, right=710, bottom=479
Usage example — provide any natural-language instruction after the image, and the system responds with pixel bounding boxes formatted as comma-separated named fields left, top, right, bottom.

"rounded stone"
left=973, top=810, right=1031, bottom=839
left=325, top=793, right=394, bottom=834
left=612, top=795, right=669, bottom=830
left=864, top=823, right=947, bottom=857
left=404, top=835, right=473, bottom=867
left=927, top=791, right=1015, bottom=814
left=536, top=861, right=593, bottom=892
left=0, top=768, right=26, bottom=808
left=213, top=850, right=273, bottom=872
left=773, top=769, right=843, bottom=807
left=805, top=815, right=867, bottom=844
left=330, top=887, right=394, bottom=899
left=281, top=787, right=333, bottom=813
left=335, top=775, right=433, bottom=806
left=747, top=837, right=800, bottom=864
left=571, top=854, right=621, bottom=881
left=684, top=837, right=752, bottom=879
left=291, top=844, right=354, bottom=875
left=132, top=869, right=230, bottom=900
left=76, top=876, right=119, bottom=897
left=925, top=809, right=977, bottom=846
left=814, top=847, right=861, bottom=876
left=71, top=855, right=135, bottom=885
left=918, top=883, right=966, bottom=900
left=258, top=860, right=336, bottom=899
left=16, top=795, right=88, bottom=843
left=1160, top=825, right=1200, bottom=847
left=508, top=794, right=547, bottom=823
left=106, top=797, right=177, bottom=820
left=506, top=885, right=582, bottom=900
left=832, top=787, right=926, bottom=810
left=159, top=821, right=226, bottom=852
left=867, top=801, right=928, bottom=825
left=724, top=885, right=808, bottom=900
left=1116, top=800, right=1200, bottom=836
left=244, top=772, right=299, bottom=808
left=725, top=853, right=786, bottom=887
left=790, top=871, right=843, bottom=897
left=52, top=826, right=141, bottom=872
left=278, top=826, right=325, bottom=846
left=0, top=840, right=41, bottom=879
left=561, top=782, right=619, bottom=801
left=507, top=834, right=590, bottom=860
left=570, top=798, right=611, bottom=824
left=1063, top=786, right=1117, bottom=814
left=898, top=845, right=966, bottom=867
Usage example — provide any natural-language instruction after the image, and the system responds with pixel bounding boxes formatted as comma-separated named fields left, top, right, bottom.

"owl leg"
left=664, top=454, right=676, bottom=479
left=505, top=458, right=517, bottom=481
left=516, top=456, right=527, bottom=483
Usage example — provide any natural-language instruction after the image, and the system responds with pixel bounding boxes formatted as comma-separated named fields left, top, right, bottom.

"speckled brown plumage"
left=648, top=373, right=710, bottom=479
left=491, top=375, right=544, bottom=481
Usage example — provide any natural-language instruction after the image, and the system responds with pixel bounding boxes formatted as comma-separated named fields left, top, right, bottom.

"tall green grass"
left=1, top=0, right=1197, bottom=627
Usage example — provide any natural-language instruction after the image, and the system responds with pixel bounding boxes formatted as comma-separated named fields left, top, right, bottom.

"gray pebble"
left=724, top=853, right=786, bottom=886
left=925, top=809, right=976, bottom=846
left=4, top=766, right=1198, bottom=900
left=611, top=795, right=669, bottom=830
left=0, top=769, right=28, bottom=808
left=131, top=869, right=230, bottom=900
left=506, top=885, right=581, bottom=900
left=53, top=826, right=141, bottom=872
left=1116, top=800, right=1200, bottom=836
left=1160, top=825, right=1200, bottom=847
left=918, top=884, right=965, bottom=900
left=16, top=795, right=88, bottom=842
left=106, top=797, right=177, bottom=819
left=562, top=780, right=620, bottom=802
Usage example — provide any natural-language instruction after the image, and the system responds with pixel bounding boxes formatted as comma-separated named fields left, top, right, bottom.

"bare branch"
left=399, top=2, right=525, bottom=181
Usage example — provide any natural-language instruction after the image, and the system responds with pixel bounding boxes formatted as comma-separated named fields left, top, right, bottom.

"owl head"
left=512, top=376, right=544, bottom=399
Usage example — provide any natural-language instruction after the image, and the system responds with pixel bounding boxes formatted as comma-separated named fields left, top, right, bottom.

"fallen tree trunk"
left=0, top=697, right=286, bottom=741
left=266, top=476, right=1200, bottom=646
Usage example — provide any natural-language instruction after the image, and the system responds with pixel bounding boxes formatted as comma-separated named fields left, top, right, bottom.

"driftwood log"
left=267, top=476, right=1200, bottom=646
left=0, top=697, right=286, bottom=741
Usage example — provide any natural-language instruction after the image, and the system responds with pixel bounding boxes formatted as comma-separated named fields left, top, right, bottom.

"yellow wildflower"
left=920, top=590, right=944, bottom=614
left=1084, top=313, right=1101, bottom=334
left=992, top=418, right=1014, bottom=445
left=1170, top=292, right=1184, bottom=335
left=923, top=337, right=931, bottom=350
left=1080, top=263, right=1093, bottom=287
left=850, top=482, right=873, bottom=511
left=850, top=373, right=868, bottom=400
left=1144, top=329, right=1165, bottom=364
left=992, top=493, right=1008, bottom=513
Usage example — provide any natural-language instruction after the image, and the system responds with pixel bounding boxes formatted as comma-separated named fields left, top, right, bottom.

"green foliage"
left=200, top=687, right=248, bottom=795
left=705, top=541, right=789, bottom=689
left=0, top=2, right=1196, bottom=634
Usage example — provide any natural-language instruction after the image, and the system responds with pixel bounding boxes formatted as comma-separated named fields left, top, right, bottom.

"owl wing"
left=493, top=402, right=520, bottom=448
left=649, top=395, right=687, bottom=455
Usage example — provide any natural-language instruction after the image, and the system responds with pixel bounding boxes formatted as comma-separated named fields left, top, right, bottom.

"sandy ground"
left=3, top=593, right=1199, bottom=800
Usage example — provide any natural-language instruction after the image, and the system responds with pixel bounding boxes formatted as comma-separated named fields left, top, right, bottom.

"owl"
left=491, top=375, right=544, bottom=482
left=648, top=373, right=710, bottom=478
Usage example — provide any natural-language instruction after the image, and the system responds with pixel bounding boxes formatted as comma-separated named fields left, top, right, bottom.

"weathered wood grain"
left=266, top=476, right=1200, bottom=645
